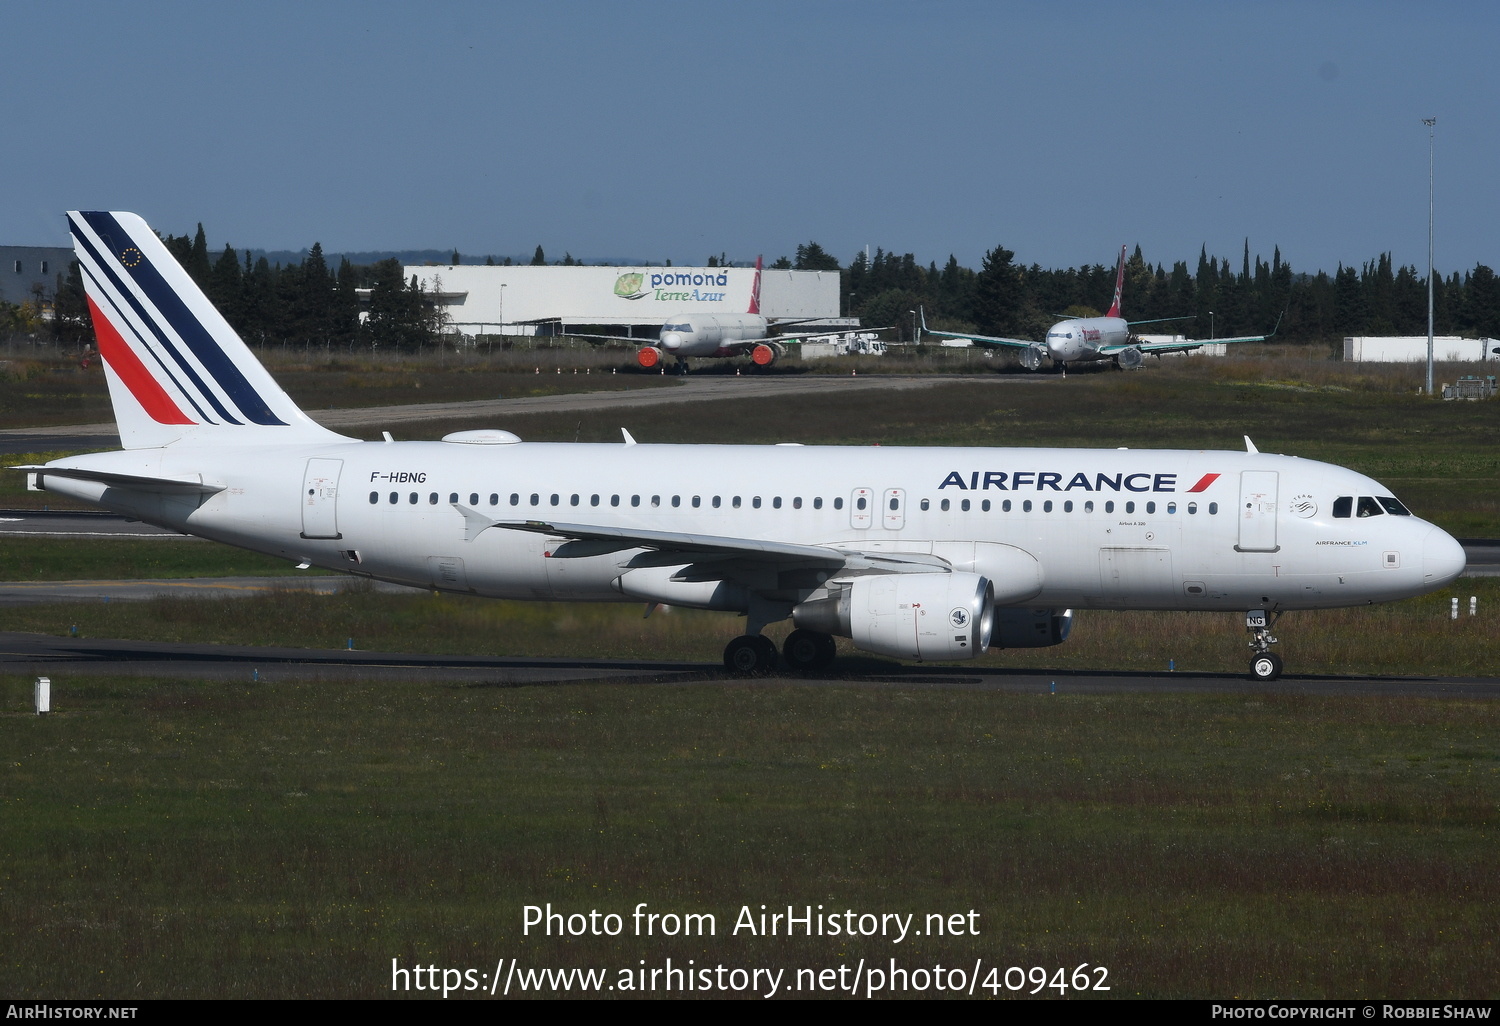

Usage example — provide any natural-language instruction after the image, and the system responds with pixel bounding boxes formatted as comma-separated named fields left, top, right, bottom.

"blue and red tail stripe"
left=69, top=211, right=286, bottom=427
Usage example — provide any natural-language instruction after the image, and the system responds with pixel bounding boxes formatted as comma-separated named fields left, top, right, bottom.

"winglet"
left=748, top=255, right=762, bottom=315
left=1106, top=245, right=1127, bottom=318
left=621, top=428, right=637, bottom=446
left=451, top=502, right=498, bottom=543
left=1244, top=435, right=1259, bottom=454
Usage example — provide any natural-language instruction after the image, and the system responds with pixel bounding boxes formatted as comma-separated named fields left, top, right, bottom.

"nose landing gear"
left=1246, top=608, right=1283, bottom=681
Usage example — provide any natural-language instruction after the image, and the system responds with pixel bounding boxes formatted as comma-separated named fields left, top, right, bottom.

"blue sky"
left=4, top=1, right=1494, bottom=276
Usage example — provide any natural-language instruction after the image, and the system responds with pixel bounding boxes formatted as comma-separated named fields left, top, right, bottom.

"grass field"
left=1, top=574, right=1494, bottom=678
left=2, top=674, right=1496, bottom=998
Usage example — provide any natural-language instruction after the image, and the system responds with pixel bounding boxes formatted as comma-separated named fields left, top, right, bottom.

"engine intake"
left=793, top=572, right=995, bottom=661
left=750, top=342, right=784, bottom=367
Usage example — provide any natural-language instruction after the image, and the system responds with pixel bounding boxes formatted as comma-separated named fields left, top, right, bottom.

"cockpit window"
left=1378, top=496, right=1411, bottom=516
left=664, top=322, right=693, bottom=333
left=1356, top=496, right=1384, bottom=518
left=1332, top=496, right=1352, bottom=519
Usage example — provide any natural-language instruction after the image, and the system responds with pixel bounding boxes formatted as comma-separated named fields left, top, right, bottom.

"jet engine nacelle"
left=1114, top=347, right=1144, bottom=370
left=991, top=607, right=1073, bottom=648
left=1019, top=345, right=1045, bottom=371
left=793, top=572, right=994, bottom=661
left=637, top=346, right=664, bottom=369
left=750, top=342, right=784, bottom=367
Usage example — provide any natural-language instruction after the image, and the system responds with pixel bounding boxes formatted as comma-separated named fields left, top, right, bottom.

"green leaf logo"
left=614, top=272, right=646, bottom=299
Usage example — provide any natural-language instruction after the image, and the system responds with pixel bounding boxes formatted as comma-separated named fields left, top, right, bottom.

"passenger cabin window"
left=1209, top=502, right=1218, bottom=515
left=1146, top=501, right=1156, bottom=514
left=961, top=498, right=970, bottom=512
left=409, top=492, right=419, bottom=504
left=712, top=496, right=721, bottom=508
left=981, top=499, right=991, bottom=512
left=793, top=497, right=802, bottom=509
left=733, top=496, right=741, bottom=508
left=920, top=499, right=930, bottom=511
left=449, top=492, right=459, bottom=503
left=773, top=497, right=782, bottom=509
left=490, top=494, right=499, bottom=506
left=1002, top=500, right=1012, bottom=512
left=369, top=491, right=378, bottom=504
left=753, top=497, right=762, bottom=509
left=1104, top=501, right=1115, bottom=513
left=940, top=498, right=950, bottom=512
left=631, top=495, right=640, bottom=507
left=1022, top=500, right=1032, bottom=512
left=510, top=493, right=520, bottom=506
left=1356, top=496, right=1383, bottom=518
left=1125, top=501, right=1135, bottom=514
left=570, top=494, right=580, bottom=506
left=813, top=497, right=822, bottom=509
left=671, top=495, right=680, bottom=507
left=389, top=492, right=398, bottom=504
left=833, top=497, right=843, bottom=510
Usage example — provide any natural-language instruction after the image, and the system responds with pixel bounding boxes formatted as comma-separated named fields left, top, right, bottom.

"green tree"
left=530, top=245, right=546, bottom=266
left=793, top=242, right=840, bottom=271
left=971, top=244, right=1026, bottom=337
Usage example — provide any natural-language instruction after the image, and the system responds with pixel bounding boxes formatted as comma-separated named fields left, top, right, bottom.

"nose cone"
left=661, top=331, right=682, bottom=351
left=1423, top=527, right=1467, bottom=587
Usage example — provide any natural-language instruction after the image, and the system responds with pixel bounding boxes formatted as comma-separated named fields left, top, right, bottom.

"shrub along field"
left=2, top=344, right=1496, bottom=999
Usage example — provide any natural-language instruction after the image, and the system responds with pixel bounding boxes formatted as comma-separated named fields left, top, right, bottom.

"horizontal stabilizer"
left=15, top=465, right=224, bottom=495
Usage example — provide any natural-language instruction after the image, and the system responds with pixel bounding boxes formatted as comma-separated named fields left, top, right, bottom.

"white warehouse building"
left=404, top=263, right=847, bottom=338
left=1343, top=336, right=1498, bottom=362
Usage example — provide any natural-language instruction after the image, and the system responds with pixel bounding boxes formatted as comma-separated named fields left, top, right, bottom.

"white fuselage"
left=1044, top=316, right=1131, bottom=363
left=39, top=441, right=1466, bottom=615
left=659, top=314, right=771, bottom=357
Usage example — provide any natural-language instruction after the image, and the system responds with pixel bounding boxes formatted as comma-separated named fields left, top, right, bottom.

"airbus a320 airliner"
left=22, top=213, right=1466, bottom=680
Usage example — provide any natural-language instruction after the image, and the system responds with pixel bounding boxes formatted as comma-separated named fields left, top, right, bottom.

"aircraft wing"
left=1101, top=329, right=1278, bottom=356
left=467, top=513, right=952, bottom=573
left=923, top=327, right=1038, bottom=350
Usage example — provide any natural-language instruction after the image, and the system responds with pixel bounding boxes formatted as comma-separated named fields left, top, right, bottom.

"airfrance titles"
left=937, top=470, right=1225, bottom=493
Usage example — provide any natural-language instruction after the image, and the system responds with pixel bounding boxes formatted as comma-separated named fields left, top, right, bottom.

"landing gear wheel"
left=782, top=629, right=837, bottom=673
left=1249, top=652, right=1283, bottom=682
left=724, top=634, right=777, bottom=676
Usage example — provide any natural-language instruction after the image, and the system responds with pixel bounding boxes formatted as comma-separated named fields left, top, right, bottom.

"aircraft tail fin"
left=747, top=255, right=762, bottom=315
left=1105, top=244, right=1127, bottom=318
left=67, top=211, right=348, bottom=449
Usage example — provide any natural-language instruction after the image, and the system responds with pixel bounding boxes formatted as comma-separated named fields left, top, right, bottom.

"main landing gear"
left=1246, top=608, right=1283, bottom=681
left=722, top=629, right=838, bottom=676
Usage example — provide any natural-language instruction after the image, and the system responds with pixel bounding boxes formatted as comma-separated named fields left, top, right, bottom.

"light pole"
left=1209, top=310, right=1214, bottom=341
left=496, top=283, right=507, bottom=355
left=909, top=310, right=918, bottom=346
left=1424, top=117, right=1436, bottom=395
